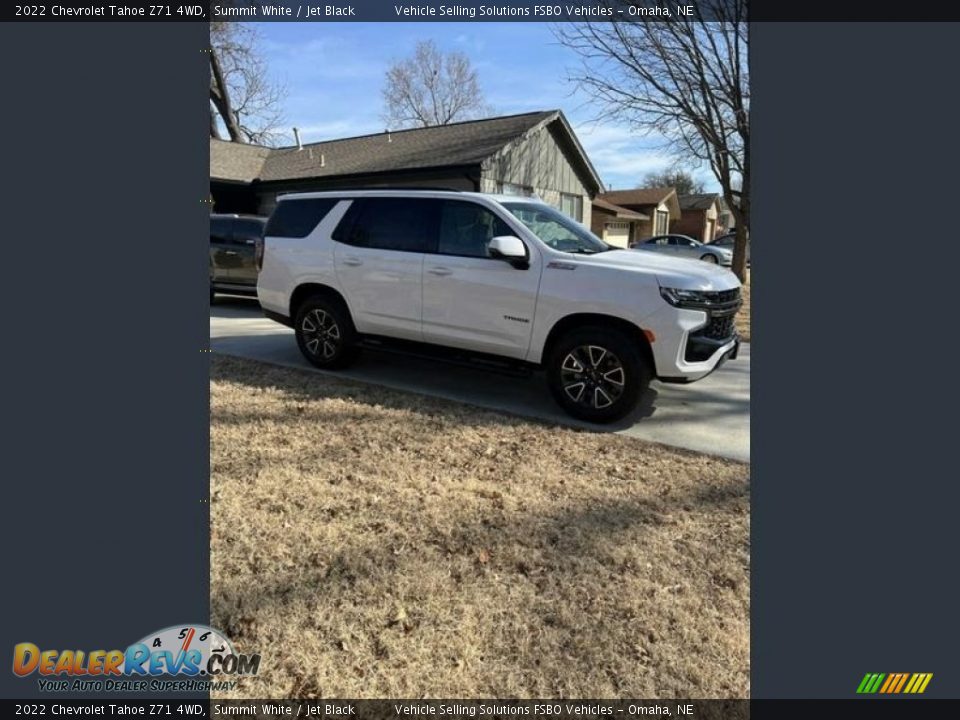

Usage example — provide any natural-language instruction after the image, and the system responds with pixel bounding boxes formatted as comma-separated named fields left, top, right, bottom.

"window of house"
left=497, top=181, right=534, bottom=196
left=655, top=209, right=669, bottom=235
left=437, top=201, right=513, bottom=258
left=560, top=193, right=583, bottom=221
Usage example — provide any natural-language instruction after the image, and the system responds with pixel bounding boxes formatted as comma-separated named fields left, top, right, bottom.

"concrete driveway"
left=210, top=297, right=750, bottom=462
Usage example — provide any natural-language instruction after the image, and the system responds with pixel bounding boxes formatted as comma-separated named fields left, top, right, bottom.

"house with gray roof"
left=210, top=110, right=603, bottom=224
left=673, top=193, right=721, bottom=242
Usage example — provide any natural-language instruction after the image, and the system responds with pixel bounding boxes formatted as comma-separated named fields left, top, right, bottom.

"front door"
left=421, top=200, right=539, bottom=359
left=671, top=236, right=699, bottom=258
left=333, top=197, right=433, bottom=341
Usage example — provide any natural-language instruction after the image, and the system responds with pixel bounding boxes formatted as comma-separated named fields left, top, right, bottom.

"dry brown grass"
left=736, top=270, right=751, bottom=342
left=211, top=356, right=749, bottom=699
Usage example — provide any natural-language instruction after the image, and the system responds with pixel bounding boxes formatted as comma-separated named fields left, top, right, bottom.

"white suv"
left=257, top=190, right=741, bottom=423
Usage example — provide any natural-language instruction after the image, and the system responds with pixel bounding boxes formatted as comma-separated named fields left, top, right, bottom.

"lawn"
left=211, top=355, right=749, bottom=698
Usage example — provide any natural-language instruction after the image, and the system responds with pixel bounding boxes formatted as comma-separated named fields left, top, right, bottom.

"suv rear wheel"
left=294, top=296, right=359, bottom=369
left=546, top=327, right=650, bottom=423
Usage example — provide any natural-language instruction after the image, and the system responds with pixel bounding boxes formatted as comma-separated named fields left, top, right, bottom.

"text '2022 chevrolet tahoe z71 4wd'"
left=257, top=190, right=742, bottom=423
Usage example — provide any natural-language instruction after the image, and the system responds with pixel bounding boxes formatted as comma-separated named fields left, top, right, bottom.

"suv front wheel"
left=546, top=327, right=650, bottom=423
left=294, top=296, right=359, bottom=370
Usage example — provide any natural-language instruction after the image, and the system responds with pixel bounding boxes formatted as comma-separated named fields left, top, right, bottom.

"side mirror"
left=488, top=235, right=528, bottom=269
left=488, top=235, right=527, bottom=263
left=488, top=235, right=526, bottom=258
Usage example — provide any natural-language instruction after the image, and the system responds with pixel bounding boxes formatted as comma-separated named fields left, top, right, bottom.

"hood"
left=579, top=249, right=740, bottom=291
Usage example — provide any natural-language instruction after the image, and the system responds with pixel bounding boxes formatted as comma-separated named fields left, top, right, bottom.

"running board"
left=356, top=336, right=535, bottom=378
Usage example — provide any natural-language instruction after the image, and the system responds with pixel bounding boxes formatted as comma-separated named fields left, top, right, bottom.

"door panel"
left=332, top=198, right=437, bottom=341
left=422, top=256, right=539, bottom=358
left=422, top=200, right=539, bottom=358
left=671, top=236, right=697, bottom=258
left=334, top=246, right=425, bottom=339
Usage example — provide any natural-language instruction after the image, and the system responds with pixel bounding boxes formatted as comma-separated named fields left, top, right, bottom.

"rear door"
left=210, top=216, right=236, bottom=282
left=421, top=200, right=539, bottom=359
left=231, top=217, right=266, bottom=287
left=332, top=197, right=436, bottom=341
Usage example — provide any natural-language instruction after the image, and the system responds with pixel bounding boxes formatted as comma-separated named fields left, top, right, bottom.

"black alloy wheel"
left=294, top=296, right=359, bottom=369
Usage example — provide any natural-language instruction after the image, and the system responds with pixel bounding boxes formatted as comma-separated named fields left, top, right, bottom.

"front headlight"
left=660, top=287, right=715, bottom=307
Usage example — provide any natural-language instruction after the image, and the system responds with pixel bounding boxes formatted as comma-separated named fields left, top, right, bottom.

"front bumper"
left=646, top=287, right=742, bottom=383
left=659, top=335, right=739, bottom=384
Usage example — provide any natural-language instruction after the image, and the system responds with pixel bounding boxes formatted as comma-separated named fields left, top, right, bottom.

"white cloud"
left=572, top=122, right=719, bottom=192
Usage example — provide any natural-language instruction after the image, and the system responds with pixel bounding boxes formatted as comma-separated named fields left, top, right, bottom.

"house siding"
left=480, top=123, right=592, bottom=224
left=673, top=202, right=719, bottom=241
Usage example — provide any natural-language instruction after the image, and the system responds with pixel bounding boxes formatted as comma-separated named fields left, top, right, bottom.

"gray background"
left=0, top=22, right=209, bottom=698
left=0, top=17, right=958, bottom=702
left=752, top=22, right=960, bottom=698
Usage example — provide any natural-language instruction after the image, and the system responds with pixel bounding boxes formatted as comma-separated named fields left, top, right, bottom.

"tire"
left=294, top=295, right=359, bottom=369
left=701, top=254, right=718, bottom=263
left=546, top=327, right=650, bottom=423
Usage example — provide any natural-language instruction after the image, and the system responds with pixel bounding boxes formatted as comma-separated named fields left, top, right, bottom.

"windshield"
left=502, top=202, right=611, bottom=254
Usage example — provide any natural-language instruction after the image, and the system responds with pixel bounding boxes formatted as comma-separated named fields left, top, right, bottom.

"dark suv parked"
left=210, top=214, right=267, bottom=301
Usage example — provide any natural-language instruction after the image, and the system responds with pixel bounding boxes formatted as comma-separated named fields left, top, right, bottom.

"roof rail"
left=278, top=186, right=467, bottom=196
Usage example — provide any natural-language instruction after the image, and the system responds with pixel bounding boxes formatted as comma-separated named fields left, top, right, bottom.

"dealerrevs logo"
left=13, top=624, right=260, bottom=693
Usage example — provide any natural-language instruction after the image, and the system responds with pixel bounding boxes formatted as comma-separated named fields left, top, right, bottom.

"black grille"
left=702, top=313, right=736, bottom=340
left=683, top=288, right=741, bottom=363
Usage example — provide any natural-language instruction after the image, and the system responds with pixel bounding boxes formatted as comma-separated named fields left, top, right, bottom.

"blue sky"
left=255, top=22, right=717, bottom=192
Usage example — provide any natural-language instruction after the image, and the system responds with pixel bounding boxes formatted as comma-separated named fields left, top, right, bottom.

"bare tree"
left=556, top=1, right=750, bottom=279
left=642, top=169, right=705, bottom=196
left=210, top=23, right=287, bottom=146
left=382, top=40, right=492, bottom=129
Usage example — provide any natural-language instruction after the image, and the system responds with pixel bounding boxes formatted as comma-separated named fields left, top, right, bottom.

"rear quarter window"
left=265, top=199, right=338, bottom=238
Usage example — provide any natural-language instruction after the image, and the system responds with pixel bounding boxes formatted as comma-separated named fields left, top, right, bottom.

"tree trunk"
left=209, top=108, right=221, bottom=139
left=210, top=50, right=245, bottom=143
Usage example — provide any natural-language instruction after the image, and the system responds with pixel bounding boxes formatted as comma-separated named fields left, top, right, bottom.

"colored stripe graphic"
left=858, top=672, right=933, bottom=694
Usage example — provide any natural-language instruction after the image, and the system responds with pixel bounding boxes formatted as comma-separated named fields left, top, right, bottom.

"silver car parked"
left=632, top=234, right=733, bottom=266
left=711, top=233, right=750, bottom=265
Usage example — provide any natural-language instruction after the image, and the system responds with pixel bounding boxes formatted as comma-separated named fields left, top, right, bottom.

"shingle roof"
left=592, top=198, right=649, bottom=220
left=210, top=139, right=271, bottom=182
left=678, top=193, right=719, bottom=211
left=211, top=111, right=604, bottom=191
left=262, top=111, right=557, bottom=182
left=599, top=187, right=675, bottom=207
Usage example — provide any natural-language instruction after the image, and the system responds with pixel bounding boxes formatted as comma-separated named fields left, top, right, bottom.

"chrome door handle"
left=427, top=267, right=452, bottom=276
left=342, top=257, right=362, bottom=266
left=224, top=250, right=238, bottom=256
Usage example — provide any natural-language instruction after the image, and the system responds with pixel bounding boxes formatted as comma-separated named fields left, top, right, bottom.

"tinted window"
left=340, top=198, right=437, bottom=253
left=437, top=201, right=512, bottom=258
left=234, top=218, right=266, bottom=245
left=265, top=198, right=338, bottom=238
left=210, top=217, right=232, bottom=244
